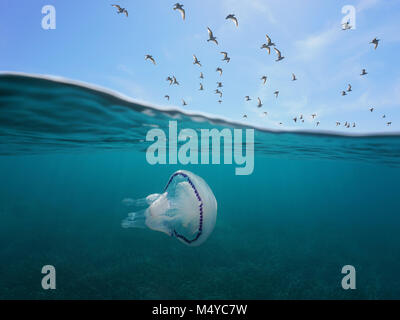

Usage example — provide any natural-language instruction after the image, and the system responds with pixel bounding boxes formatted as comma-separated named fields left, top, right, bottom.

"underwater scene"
left=0, top=73, right=400, bottom=300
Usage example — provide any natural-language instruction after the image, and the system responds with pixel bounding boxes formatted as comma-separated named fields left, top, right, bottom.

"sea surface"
left=0, top=73, right=400, bottom=299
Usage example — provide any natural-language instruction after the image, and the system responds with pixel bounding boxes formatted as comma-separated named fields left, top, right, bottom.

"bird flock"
left=111, top=4, right=393, bottom=130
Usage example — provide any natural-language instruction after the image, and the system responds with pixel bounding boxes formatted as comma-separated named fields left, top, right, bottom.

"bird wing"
left=207, top=27, right=214, bottom=38
left=228, top=16, right=238, bottom=27
left=266, top=46, right=270, bottom=55
left=112, top=5, right=121, bottom=9
left=221, top=52, right=228, bottom=59
left=258, top=98, right=261, bottom=104
left=266, top=34, right=271, bottom=44
left=274, top=48, right=282, bottom=58
left=178, top=8, right=185, bottom=20
left=124, top=10, right=128, bottom=17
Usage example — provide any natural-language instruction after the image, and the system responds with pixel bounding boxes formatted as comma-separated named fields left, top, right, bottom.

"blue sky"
left=1, top=0, right=399, bottom=133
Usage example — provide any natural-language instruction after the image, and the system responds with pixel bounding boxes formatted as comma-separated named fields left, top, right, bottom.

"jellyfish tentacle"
left=121, top=209, right=147, bottom=229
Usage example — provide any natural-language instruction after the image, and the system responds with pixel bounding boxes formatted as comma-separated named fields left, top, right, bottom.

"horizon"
left=1, top=0, right=399, bottom=133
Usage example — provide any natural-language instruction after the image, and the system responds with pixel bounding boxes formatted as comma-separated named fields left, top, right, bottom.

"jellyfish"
left=122, top=170, right=217, bottom=246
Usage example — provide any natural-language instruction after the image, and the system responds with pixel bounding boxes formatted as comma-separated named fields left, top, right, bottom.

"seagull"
left=383, top=115, right=386, bottom=118
left=200, top=72, right=204, bottom=79
left=316, top=121, right=320, bottom=126
left=173, top=3, right=185, bottom=20
left=243, top=114, right=247, bottom=118
left=182, top=99, right=187, bottom=106
left=300, top=114, right=303, bottom=120
left=387, top=122, right=392, bottom=126
left=261, top=76, right=267, bottom=84
left=263, top=112, right=268, bottom=116
left=245, top=96, right=251, bottom=101
left=193, top=54, right=202, bottom=66
left=216, top=67, right=223, bottom=76
left=207, top=27, right=218, bottom=45
left=293, top=117, right=297, bottom=123
left=214, top=89, right=222, bottom=98
left=342, top=91, right=347, bottom=96
left=164, top=95, right=170, bottom=100
left=265, top=34, right=275, bottom=46
left=112, top=5, right=128, bottom=17
left=336, top=122, right=341, bottom=126
left=292, top=73, right=297, bottom=81
left=218, top=100, right=223, bottom=104
left=342, top=21, right=352, bottom=30
left=353, top=122, right=356, bottom=127
left=274, top=91, right=279, bottom=98
left=279, top=122, right=283, bottom=125
left=220, top=52, right=230, bottom=63
left=172, top=76, right=179, bottom=85
left=199, top=83, right=204, bottom=91
left=261, top=44, right=271, bottom=54
left=145, top=55, right=156, bottom=65
left=274, top=48, right=284, bottom=61
left=216, top=82, right=223, bottom=88
left=166, top=76, right=173, bottom=85
left=370, top=38, right=380, bottom=50
left=257, top=97, right=263, bottom=108
left=361, top=69, right=368, bottom=76
left=311, top=113, right=317, bottom=119
left=347, top=84, right=352, bottom=92
left=344, top=121, right=348, bottom=127
left=369, top=107, right=374, bottom=112
left=226, top=14, right=238, bottom=27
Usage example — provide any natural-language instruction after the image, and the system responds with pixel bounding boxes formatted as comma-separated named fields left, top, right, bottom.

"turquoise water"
left=0, top=74, right=400, bottom=299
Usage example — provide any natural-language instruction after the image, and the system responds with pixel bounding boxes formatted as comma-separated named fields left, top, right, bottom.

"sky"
left=1, top=0, right=400, bottom=133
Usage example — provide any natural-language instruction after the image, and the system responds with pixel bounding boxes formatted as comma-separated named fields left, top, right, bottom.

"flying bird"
left=172, top=76, right=179, bottom=85
left=342, top=21, right=352, bottom=30
left=293, top=117, right=297, bottom=123
left=207, top=27, right=218, bottom=45
left=311, top=113, right=317, bottom=119
left=226, top=14, right=238, bottom=27
left=336, top=122, right=341, bottom=126
left=199, top=83, right=204, bottom=91
left=261, top=76, right=267, bottom=84
left=316, top=122, right=320, bottom=127
left=265, top=34, right=275, bottom=46
left=182, top=99, right=187, bottom=106
left=243, top=114, right=247, bottom=118
left=216, top=82, right=223, bottom=88
left=274, top=48, right=284, bottom=61
left=257, top=97, right=263, bottom=108
left=220, top=52, right=230, bottom=63
left=245, top=96, right=251, bottom=101
left=216, top=67, right=223, bottom=76
left=341, top=91, right=347, bottom=96
left=261, top=44, right=271, bottom=54
left=274, top=91, right=279, bottom=98
left=387, top=122, right=392, bottom=126
left=383, top=115, right=386, bottom=118
left=347, top=84, right=352, bottom=92
left=111, top=5, right=128, bottom=17
left=263, top=112, right=268, bottom=116
left=369, top=107, right=374, bottom=112
left=361, top=69, right=368, bottom=76
left=166, top=76, right=173, bottom=85
left=200, top=72, right=204, bottom=79
left=214, top=89, right=222, bottom=98
left=370, top=38, right=380, bottom=50
left=292, top=73, right=297, bottom=81
left=145, top=54, right=156, bottom=65
left=218, top=100, right=223, bottom=104
left=193, top=54, right=202, bottom=66
left=164, top=95, right=170, bottom=100
left=173, top=3, right=185, bottom=20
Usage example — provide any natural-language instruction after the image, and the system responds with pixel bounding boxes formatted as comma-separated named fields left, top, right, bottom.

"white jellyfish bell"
left=122, top=170, right=217, bottom=246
